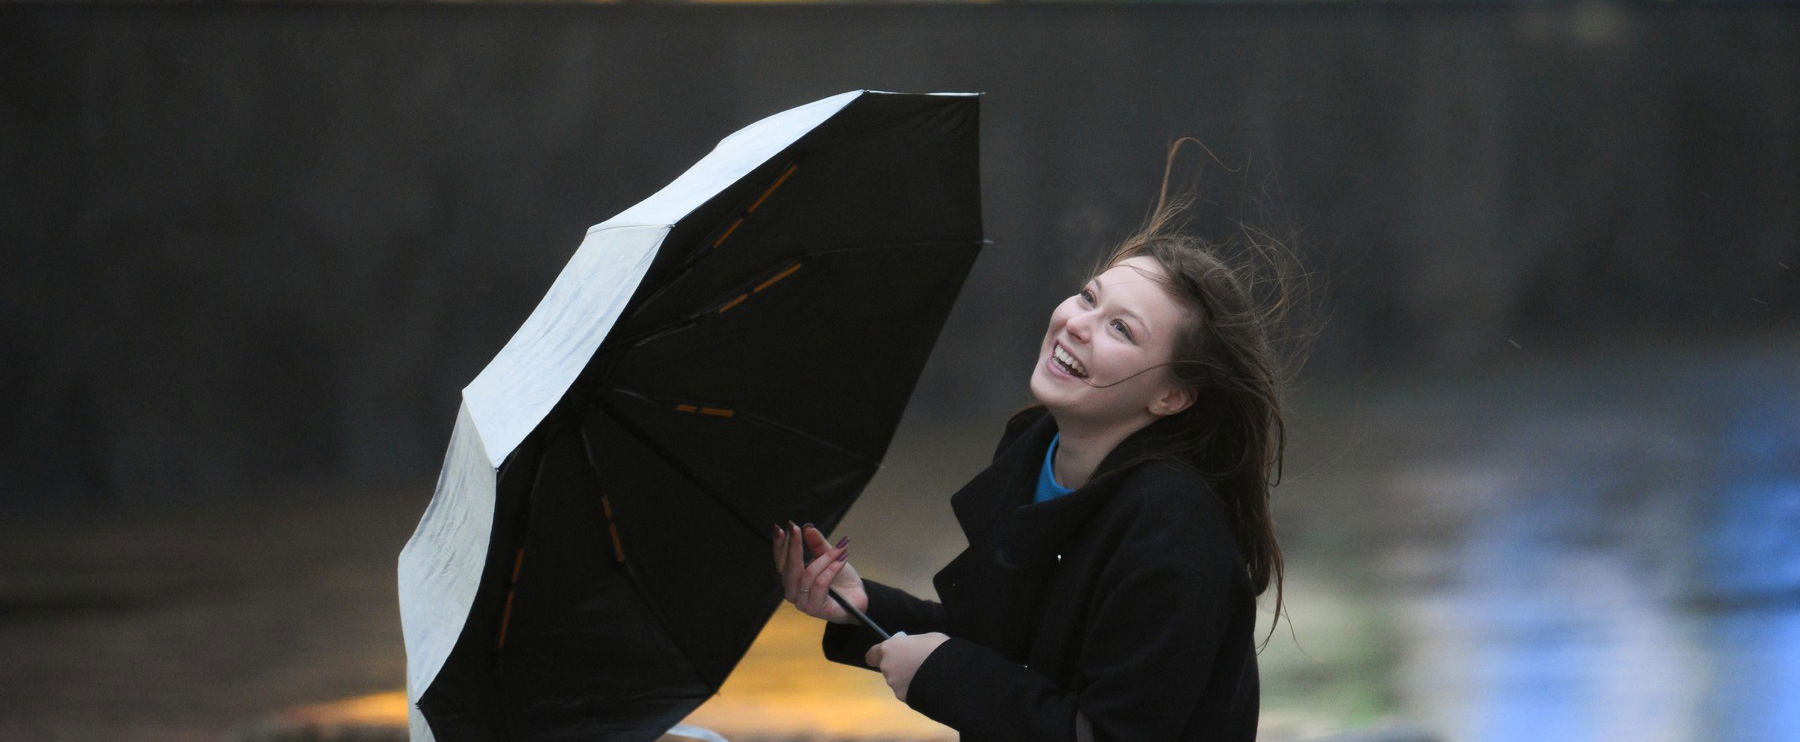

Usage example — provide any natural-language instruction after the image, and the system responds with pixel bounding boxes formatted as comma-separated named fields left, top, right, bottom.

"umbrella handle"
left=828, top=588, right=891, bottom=640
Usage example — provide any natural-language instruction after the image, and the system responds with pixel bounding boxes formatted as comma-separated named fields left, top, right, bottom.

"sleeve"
left=827, top=409, right=1041, bottom=670
left=821, top=578, right=950, bottom=669
left=902, top=562, right=1232, bottom=742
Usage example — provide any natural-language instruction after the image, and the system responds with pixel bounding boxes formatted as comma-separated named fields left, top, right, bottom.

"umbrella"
left=398, top=90, right=983, bottom=742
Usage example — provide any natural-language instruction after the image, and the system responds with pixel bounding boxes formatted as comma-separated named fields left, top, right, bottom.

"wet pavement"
left=1268, top=333, right=1800, bottom=742
left=2, top=333, right=1794, bottom=741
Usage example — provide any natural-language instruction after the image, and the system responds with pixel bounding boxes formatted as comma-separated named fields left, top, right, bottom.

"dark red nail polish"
left=835, top=549, right=850, bottom=562
left=835, top=536, right=850, bottom=550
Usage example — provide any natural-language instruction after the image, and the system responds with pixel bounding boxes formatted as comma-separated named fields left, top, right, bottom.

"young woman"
left=772, top=161, right=1300, bottom=742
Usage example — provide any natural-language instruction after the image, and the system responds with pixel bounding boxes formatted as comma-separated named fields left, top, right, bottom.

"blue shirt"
left=1034, top=433, right=1076, bottom=503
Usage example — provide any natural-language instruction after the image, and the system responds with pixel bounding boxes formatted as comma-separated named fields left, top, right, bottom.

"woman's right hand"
left=773, top=522, right=866, bottom=624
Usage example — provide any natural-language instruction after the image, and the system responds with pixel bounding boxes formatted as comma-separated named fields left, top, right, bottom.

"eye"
left=1078, top=288, right=1096, bottom=305
left=1111, top=319, right=1134, bottom=341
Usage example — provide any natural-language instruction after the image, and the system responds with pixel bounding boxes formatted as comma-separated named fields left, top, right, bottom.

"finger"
left=808, top=553, right=851, bottom=612
left=865, top=641, right=884, bottom=669
left=783, top=522, right=807, bottom=598
left=802, top=525, right=850, bottom=572
left=802, top=524, right=836, bottom=559
left=800, top=539, right=843, bottom=598
left=798, top=550, right=834, bottom=609
left=818, top=550, right=850, bottom=585
left=780, top=522, right=798, bottom=598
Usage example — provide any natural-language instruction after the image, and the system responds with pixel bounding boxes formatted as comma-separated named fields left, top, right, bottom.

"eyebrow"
left=1089, top=277, right=1152, bottom=338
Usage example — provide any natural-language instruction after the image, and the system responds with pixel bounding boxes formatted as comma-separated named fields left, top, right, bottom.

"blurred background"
left=1, top=1, right=1795, bottom=741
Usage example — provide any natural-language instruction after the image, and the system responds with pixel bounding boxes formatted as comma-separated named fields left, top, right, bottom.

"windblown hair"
left=1091, top=139, right=1317, bottom=645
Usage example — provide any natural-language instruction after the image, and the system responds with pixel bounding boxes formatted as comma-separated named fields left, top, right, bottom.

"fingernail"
left=835, top=549, right=850, bottom=562
left=773, top=524, right=783, bottom=539
left=803, top=522, right=815, bottom=530
left=835, top=536, right=850, bottom=550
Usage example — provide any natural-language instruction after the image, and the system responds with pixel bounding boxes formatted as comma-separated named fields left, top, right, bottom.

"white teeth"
left=1052, top=344, right=1087, bottom=377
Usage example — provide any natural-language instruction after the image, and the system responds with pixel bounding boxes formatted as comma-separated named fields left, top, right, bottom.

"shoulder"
left=1099, top=462, right=1244, bottom=578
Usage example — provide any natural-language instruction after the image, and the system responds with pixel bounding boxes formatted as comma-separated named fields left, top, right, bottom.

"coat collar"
left=950, top=407, right=1189, bottom=567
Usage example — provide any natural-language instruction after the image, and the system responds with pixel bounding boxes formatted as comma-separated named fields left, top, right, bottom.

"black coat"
left=823, top=407, right=1260, bottom=741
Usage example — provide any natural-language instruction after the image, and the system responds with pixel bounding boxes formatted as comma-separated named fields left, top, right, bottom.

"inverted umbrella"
left=398, top=90, right=983, bottom=742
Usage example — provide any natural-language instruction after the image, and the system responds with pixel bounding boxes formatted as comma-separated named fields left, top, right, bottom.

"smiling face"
left=1029, top=255, right=1198, bottom=434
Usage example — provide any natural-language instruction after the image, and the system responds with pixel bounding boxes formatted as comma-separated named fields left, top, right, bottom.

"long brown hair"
left=1093, top=139, right=1315, bottom=644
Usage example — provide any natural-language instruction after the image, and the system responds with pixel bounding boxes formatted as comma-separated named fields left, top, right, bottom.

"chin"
left=1027, top=369, right=1051, bottom=407
left=1027, top=370, right=1072, bottom=418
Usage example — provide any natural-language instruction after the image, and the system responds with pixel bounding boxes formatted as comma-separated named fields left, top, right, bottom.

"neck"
left=1049, top=414, right=1150, bottom=489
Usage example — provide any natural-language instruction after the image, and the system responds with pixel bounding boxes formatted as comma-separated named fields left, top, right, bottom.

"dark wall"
left=3, top=2, right=1795, bottom=503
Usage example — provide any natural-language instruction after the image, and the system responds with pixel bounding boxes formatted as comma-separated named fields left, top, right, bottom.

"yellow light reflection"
left=682, top=607, right=955, bottom=740
left=289, top=609, right=949, bottom=740
left=270, top=690, right=409, bottom=728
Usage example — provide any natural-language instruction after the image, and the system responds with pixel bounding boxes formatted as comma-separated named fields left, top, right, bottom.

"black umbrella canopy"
left=414, top=92, right=983, bottom=741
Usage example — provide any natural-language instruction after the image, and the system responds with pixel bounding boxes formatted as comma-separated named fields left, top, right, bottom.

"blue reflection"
left=1699, top=372, right=1800, bottom=742
left=1431, top=349, right=1799, bottom=742
left=1456, top=472, right=1686, bottom=742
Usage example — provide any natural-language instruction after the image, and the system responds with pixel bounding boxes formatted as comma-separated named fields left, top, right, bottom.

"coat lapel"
left=981, top=410, right=1191, bottom=567
left=937, top=408, right=1194, bottom=661
left=947, top=409, right=1055, bottom=543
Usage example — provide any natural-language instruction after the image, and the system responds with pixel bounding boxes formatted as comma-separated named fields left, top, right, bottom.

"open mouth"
left=1051, top=342, right=1089, bottom=378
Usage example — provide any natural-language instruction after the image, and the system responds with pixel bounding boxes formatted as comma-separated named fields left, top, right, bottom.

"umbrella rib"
left=576, top=421, right=733, bottom=694
left=627, top=162, right=801, bottom=320
left=591, top=397, right=772, bottom=547
left=616, top=238, right=984, bottom=350
left=608, top=385, right=881, bottom=470
left=710, top=409, right=882, bottom=470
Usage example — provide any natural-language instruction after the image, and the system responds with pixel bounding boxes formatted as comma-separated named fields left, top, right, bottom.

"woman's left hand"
left=864, top=632, right=950, bottom=702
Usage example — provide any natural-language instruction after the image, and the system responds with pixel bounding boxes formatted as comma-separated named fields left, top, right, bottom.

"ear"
left=1147, top=384, right=1196, bottom=417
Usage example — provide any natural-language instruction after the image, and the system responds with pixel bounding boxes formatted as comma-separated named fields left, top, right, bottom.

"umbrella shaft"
left=829, top=588, right=890, bottom=640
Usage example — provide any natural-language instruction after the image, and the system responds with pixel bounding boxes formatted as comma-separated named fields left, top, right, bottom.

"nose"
left=1067, top=306, right=1098, bottom=343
